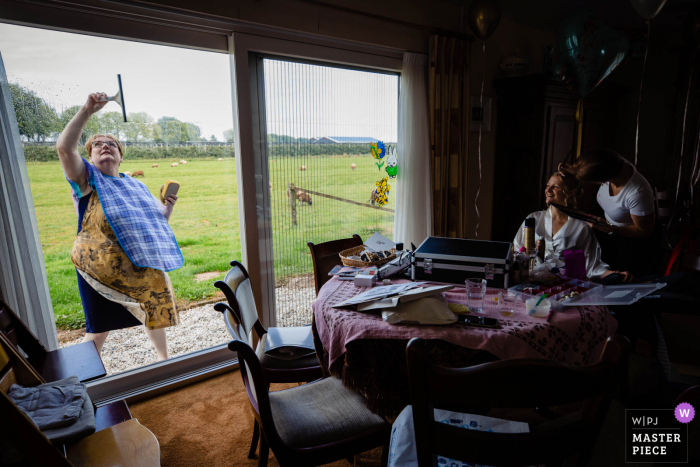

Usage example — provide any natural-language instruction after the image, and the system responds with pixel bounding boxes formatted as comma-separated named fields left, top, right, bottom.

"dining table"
left=311, top=277, right=618, bottom=418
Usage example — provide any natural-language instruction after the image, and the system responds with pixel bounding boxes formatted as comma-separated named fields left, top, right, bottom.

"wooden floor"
left=130, top=370, right=384, bottom=467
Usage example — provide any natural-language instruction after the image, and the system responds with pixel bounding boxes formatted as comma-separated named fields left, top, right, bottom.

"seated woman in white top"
left=513, top=172, right=635, bottom=283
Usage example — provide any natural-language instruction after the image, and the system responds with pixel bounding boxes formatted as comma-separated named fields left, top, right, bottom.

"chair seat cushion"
left=269, top=376, right=387, bottom=448
left=255, top=332, right=320, bottom=371
left=260, top=352, right=320, bottom=371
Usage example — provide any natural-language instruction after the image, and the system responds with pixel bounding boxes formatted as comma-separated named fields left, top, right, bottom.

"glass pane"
left=262, top=58, right=399, bottom=327
left=1, top=23, right=239, bottom=375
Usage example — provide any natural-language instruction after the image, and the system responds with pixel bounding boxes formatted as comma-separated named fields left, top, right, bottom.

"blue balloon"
left=558, top=9, right=630, bottom=98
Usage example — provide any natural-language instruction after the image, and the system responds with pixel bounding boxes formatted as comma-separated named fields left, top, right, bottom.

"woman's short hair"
left=551, top=172, right=580, bottom=209
left=572, top=148, right=625, bottom=183
left=85, top=134, right=124, bottom=162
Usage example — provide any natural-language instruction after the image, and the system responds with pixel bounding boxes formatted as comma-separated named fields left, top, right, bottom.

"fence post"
left=288, top=183, right=297, bottom=226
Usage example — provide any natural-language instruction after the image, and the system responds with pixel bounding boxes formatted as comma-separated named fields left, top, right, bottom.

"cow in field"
left=132, top=170, right=145, bottom=177
left=351, top=163, right=356, bottom=170
left=269, top=181, right=273, bottom=192
left=369, top=188, right=378, bottom=205
left=299, top=165, right=306, bottom=171
left=152, top=164, right=159, bottom=168
left=171, top=163, right=178, bottom=167
left=287, top=188, right=312, bottom=206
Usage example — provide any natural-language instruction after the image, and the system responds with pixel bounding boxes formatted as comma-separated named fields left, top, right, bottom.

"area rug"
left=130, top=370, right=383, bottom=467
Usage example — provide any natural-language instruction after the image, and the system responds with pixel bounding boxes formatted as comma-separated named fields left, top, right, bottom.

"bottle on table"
left=536, top=239, right=545, bottom=262
left=523, top=218, right=537, bottom=274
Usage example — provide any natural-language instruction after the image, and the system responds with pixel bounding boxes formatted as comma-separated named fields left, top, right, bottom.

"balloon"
left=630, top=0, right=667, bottom=20
left=467, top=0, right=501, bottom=41
left=684, top=8, right=700, bottom=48
left=558, top=9, right=630, bottom=98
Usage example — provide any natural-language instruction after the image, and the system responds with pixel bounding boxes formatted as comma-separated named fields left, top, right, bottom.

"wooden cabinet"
left=490, top=73, right=632, bottom=242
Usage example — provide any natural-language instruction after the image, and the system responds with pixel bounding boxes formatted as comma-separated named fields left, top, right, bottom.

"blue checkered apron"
left=74, top=159, right=184, bottom=272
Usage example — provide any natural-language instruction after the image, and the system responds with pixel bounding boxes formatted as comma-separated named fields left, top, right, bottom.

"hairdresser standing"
left=558, top=148, right=656, bottom=276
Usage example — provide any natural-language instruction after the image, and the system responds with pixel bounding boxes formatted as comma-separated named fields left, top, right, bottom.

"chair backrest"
left=407, top=335, right=630, bottom=467
left=0, top=335, right=73, bottom=467
left=307, top=234, right=363, bottom=295
left=655, top=187, right=674, bottom=225
left=214, top=261, right=266, bottom=342
left=0, top=300, right=48, bottom=360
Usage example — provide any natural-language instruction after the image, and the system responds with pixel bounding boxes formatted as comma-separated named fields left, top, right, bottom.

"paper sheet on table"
left=363, top=232, right=396, bottom=252
left=357, top=285, right=455, bottom=311
left=333, top=282, right=425, bottom=308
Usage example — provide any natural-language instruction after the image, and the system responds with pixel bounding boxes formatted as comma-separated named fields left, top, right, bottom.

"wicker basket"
left=339, top=245, right=396, bottom=268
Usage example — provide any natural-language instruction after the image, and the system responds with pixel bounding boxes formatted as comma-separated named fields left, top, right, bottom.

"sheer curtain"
left=395, top=52, right=432, bottom=248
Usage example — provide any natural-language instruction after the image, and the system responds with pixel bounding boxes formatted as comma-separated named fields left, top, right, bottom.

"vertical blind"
left=262, top=58, right=399, bottom=326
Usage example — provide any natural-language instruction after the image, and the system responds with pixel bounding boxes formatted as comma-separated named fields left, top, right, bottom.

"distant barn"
left=307, top=136, right=379, bottom=144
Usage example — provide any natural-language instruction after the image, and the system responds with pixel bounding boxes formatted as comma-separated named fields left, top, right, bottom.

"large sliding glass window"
left=259, top=58, right=399, bottom=326
left=0, top=23, right=239, bottom=375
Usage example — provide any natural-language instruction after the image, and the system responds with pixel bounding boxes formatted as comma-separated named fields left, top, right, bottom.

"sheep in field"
left=218, top=158, right=223, bottom=161
left=180, top=160, right=187, bottom=164
left=132, top=170, right=145, bottom=177
left=299, top=165, right=307, bottom=171
left=171, top=163, right=178, bottom=167
left=269, top=181, right=273, bottom=192
left=152, top=164, right=159, bottom=168
left=124, top=171, right=132, bottom=177
left=351, top=163, right=356, bottom=170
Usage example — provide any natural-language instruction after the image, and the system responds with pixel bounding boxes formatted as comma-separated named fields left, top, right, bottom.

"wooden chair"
left=214, top=261, right=323, bottom=458
left=228, top=324, right=391, bottom=467
left=654, top=187, right=674, bottom=228
left=0, top=300, right=106, bottom=383
left=0, top=334, right=160, bottom=467
left=406, top=335, right=630, bottom=467
left=307, top=234, right=363, bottom=295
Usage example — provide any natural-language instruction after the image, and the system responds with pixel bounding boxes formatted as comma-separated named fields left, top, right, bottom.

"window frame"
left=0, top=1, right=402, bottom=401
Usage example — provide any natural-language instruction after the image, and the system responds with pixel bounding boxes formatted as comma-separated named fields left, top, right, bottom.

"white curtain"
left=395, top=52, right=432, bottom=249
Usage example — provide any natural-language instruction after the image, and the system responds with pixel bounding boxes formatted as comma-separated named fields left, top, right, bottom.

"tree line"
left=10, top=83, right=225, bottom=144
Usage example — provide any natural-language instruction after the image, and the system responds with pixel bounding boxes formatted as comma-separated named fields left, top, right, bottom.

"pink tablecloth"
left=313, top=277, right=618, bottom=369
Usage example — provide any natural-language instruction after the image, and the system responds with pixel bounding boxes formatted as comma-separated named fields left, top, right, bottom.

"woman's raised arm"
left=56, top=92, right=109, bottom=192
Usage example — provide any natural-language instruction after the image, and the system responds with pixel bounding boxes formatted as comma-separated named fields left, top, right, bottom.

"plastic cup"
left=465, top=278, right=487, bottom=313
left=525, top=298, right=551, bottom=318
left=499, top=294, right=517, bottom=317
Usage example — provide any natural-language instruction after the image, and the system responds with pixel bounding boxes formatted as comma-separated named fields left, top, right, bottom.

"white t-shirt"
left=596, top=162, right=655, bottom=227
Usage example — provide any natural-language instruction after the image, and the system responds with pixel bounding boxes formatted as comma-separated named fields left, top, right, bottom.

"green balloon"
left=558, top=9, right=630, bottom=98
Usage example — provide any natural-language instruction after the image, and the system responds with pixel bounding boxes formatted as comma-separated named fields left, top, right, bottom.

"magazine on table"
left=333, top=282, right=454, bottom=309
left=328, top=265, right=363, bottom=280
left=357, top=285, right=455, bottom=311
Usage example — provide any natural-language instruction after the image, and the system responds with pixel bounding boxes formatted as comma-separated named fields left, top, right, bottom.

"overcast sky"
left=0, top=22, right=398, bottom=142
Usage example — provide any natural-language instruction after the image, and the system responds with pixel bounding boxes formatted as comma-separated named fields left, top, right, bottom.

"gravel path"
left=60, top=281, right=316, bottom=375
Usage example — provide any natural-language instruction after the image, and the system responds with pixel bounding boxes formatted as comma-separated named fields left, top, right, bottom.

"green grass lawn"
left=26, top=155, right=394, bottom=329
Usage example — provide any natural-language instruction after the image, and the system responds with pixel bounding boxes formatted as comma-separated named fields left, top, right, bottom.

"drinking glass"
left=466, top=278, right=487, bottom=313
left=498, top=293, right=517, bottom=317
